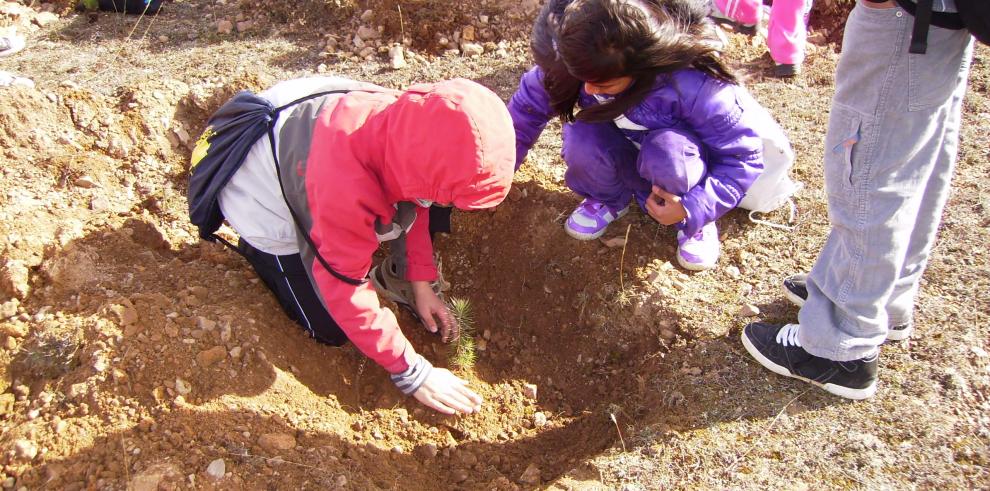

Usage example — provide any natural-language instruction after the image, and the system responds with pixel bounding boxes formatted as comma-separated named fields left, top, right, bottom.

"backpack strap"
left=267, top=90, right=369, bottom=286
left=909, top=0, right=934, bottom=54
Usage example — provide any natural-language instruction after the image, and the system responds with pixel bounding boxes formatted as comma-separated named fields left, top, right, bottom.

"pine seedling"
left=447, top=297, right=477, bottom=371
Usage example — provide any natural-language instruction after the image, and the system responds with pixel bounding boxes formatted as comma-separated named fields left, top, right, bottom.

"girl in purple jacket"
left=510, top=0, right=788, bottom=270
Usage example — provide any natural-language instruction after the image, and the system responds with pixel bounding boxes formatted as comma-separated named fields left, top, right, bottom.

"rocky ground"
left=0, top=0, right=988, bottom=489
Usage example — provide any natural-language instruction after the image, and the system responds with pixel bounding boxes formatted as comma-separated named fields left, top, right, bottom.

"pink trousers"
left=714, top=0, right=811, bottom=65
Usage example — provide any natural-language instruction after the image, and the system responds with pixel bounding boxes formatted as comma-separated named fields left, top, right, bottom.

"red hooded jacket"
left=275, top=79, right=515, bottom=373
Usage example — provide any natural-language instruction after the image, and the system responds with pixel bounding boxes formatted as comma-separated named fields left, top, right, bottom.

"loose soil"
left=0, top=0, right=988, bottom=489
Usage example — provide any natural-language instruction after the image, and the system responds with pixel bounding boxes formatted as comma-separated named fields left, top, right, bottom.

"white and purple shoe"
left=676, top=221, right=720, bottom=271
left=564, top=198, right=629, bottom=240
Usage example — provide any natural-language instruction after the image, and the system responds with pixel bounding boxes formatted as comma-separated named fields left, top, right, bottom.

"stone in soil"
left=13, top=439, right=38, bottom=460
left=522, top=383, right=537, bottom=400
left=258, top=433, right=296, bottom=453
left=206, top=458, right=225, bottom=479
left=737, top=304, right=760, bottom=317
left=196, top=346, right=227, bottom=367
left=0, top=259, right=30, bottom=299
left=518, top=463, right=541, bottom=485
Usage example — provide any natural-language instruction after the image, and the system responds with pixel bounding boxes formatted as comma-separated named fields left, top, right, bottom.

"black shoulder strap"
left=910, top=0, right=934, bottom=54
left=267, top=89, right=368, bottom=286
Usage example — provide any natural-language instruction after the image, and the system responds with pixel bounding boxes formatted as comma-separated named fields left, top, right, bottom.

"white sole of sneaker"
left=563, top=206, right=629, bottom=241
left=740, top=330, right=877, bottom=400
left=885, top=325, right=913, bottom=342
left=676, top=253, right=717, bottom=271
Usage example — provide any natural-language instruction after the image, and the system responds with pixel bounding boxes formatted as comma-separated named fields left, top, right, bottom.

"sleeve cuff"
left=389, top=353, right=433, bottom=395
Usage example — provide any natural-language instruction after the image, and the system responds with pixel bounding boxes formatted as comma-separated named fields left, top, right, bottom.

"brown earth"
left=0, top=0, right=988, bottom=490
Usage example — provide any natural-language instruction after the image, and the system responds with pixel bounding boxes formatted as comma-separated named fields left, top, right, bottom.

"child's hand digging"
left=645, top=185, right=688, bottom=225
left=411, top=281, right=459, bottom=342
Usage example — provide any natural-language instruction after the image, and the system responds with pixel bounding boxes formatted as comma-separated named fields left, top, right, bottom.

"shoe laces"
left=775, top=323, right=802, bottom=347
left=578, top=200, right=606, bottom=214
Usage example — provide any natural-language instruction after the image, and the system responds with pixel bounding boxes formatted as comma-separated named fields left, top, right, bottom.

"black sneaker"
left=781, top=274, right=913, bottom=341
left=773, top=63, right=800, bottom=78
left=741, top=322, right=878, bottom=400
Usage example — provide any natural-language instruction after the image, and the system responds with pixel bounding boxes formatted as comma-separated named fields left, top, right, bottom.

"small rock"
left=600, top=236, right=626, bottom=248
left=415, top=443, right=438, bottom=459
left=206, top=458, right=225, bottom=479
left=0, top=299, right=18, bottom=320
left=229, top=346, right=242, bottom=359
left=388, top=45, right=406, bottom=70
left=971, top=346, right=988, bottom=358
left=111, top=302, right=139, bottom=326
left=360, top=9, right=374, bottom=22
left=90, top=196, right=111, bottom=211
left=451, top=469, right=469, bottom=483
left=13, top=439, right=38, bottom=461
left=335, top=475, right=347, bottom=487
left=462, top=25, right=476, bottom=41
left=522, top=383, right=537, bottom=400
left=258, top=433, right=296, bottom=453
left=196, top=317, right=216, bottom=331
left=33, top=11, right=58, bottom=26
left=725, top=265, right=741, bottom=279
left=372, top=429, right=384, bottom=440
left=158, top=35, right=168, bottom=43
left=0, top=259, right=30, bottom=299
left=74, top=175, right=97, bottom=188
left=0, top=321, right=27, bottom=338
left=67, top=382, right=88, bottom=400
left=356, top=25, right=379, bottom=40
left=738, top=304, right=760, bottom=317
left=196, top=346, right=227, bottom=367
left=660, top=329, right=676, bottom=341
left=390, top=445, right=403, bottom=455
left=518, top=463, right=541, bottom=485
left=460, top=42, right=484, bottom=57
left=217, top=19, right=233, bottom=34
left=175, top=378, right=192, bottom=396
left=236, top=20, right=252, bottom=33
left=533, top=412, right=548, bottom=427
left=26, top=408, right=40, bottom=420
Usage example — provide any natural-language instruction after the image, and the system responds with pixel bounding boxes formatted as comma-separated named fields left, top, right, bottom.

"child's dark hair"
left=533, top=0, right=736, bottom=123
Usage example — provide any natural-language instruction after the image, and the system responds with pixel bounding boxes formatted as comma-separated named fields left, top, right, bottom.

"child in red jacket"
left=192, top=77, right=515, bottom=415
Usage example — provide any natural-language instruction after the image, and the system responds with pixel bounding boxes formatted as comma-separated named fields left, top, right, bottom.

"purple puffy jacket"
left=508, top=65, right=785, bottom=236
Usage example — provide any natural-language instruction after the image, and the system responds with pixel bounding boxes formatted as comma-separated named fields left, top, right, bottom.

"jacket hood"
left=350, top=78, right=515, bottom=210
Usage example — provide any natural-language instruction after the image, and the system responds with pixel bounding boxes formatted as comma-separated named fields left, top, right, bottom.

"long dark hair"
left=532, top=0, right=736, bottom=123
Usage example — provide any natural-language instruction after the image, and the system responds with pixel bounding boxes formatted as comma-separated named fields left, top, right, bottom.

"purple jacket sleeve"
left=677, top=78, right=764, bottom=236
left=507, top=66, right=555, bottom=170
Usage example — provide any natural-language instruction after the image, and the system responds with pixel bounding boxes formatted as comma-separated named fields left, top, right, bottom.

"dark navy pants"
left=235, top=205, right=452, bottom=346
left=238, top=239, right=349, bottom=346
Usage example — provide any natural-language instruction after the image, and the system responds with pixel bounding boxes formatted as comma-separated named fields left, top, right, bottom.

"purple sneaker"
left=676, top=221, right=720, bottom=271
left=564, top=199, right=629, bottom=240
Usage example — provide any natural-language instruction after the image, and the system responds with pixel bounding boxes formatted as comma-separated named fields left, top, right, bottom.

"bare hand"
left=411, top=281, right=458, bottom=342
left=644, top=185, right=688, bottom=225
left=412, top=368, right=483, bottom=415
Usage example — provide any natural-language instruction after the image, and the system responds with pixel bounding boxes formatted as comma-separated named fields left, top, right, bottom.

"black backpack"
left=896, top=0, right=990, bottom=53
left=187, top=89, right=368, bottom=286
